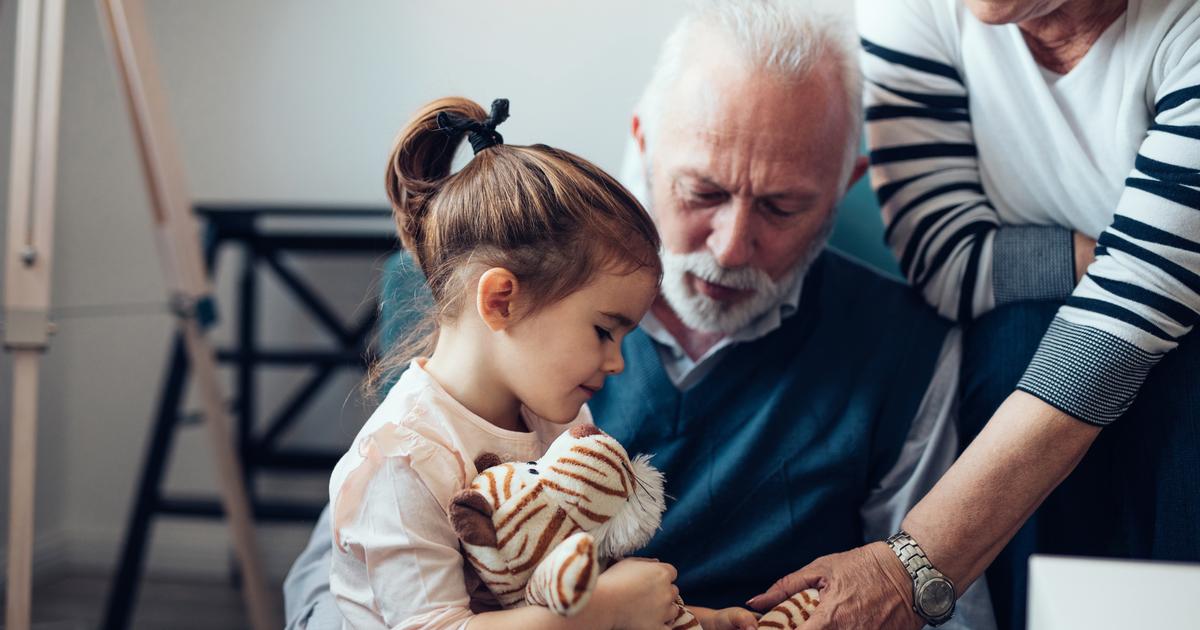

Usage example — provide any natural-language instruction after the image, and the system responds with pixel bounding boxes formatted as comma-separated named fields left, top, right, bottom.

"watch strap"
left=885, top=530, right=956, bottom=626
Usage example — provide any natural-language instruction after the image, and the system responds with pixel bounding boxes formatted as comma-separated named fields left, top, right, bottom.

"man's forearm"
left=900, top=390, right=1102, bottom=590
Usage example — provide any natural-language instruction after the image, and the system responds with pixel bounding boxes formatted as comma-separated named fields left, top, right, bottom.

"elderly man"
left=285, top=2, right=994, bottom=628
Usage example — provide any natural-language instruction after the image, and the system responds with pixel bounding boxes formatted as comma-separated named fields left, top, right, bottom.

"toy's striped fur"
left=451, top=425, right=696, bottom=626
left=758, top=588, right=821, bottom=628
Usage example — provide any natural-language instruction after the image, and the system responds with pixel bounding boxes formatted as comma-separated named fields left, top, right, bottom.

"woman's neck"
left=1019, top=0, right=1127, bottom=74
left=423, top=328, right=526, bottom=432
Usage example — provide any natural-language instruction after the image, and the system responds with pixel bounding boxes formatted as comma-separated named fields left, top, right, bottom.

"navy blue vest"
left=590, top=250, right=950, bottom=608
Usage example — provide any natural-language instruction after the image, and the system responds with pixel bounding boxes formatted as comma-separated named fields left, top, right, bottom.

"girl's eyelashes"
left=594, top=325, right=614, bottom=342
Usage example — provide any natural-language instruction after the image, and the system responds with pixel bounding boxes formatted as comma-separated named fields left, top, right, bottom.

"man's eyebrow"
left=675, top=170, right=725, bottom=189
left=676, top=169, right=822, bottom=199
left=763, top=188, right=821, bottom=201
left=600, top=311, right=636, bottom=329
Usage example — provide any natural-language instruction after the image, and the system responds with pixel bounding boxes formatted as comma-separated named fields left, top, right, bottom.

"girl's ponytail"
left=385, top=97, right=487, bottom=271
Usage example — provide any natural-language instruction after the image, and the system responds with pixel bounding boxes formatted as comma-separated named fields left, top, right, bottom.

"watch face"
left=917, top=578, right=955, bottom=618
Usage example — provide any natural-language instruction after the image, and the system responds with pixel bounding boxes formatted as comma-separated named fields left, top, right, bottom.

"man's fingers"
left=745, top=566, right=825, bottom=611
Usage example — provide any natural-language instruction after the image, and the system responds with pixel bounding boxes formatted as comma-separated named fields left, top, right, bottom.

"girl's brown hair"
left=364, top=97, right=662, bottom=394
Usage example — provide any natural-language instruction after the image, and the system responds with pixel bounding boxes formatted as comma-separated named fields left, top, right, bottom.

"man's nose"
left=707, top=198, right=755, bottom=268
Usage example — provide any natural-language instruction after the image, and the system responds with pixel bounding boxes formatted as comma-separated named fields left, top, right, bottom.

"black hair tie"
left=437, top=98, right=510, bottom=154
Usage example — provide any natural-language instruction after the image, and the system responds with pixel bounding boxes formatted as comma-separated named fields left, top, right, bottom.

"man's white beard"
left=660, top=248, right=810, bottom=335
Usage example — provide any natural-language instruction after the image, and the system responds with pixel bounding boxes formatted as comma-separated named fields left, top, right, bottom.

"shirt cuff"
left=993, top=226, right=1077, bottom=306
left=1016, top=317, right=1163, bottom=426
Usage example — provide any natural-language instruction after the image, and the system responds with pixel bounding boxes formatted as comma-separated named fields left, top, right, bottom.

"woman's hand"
left=594, top=558, right=681, bottom=630
left=745, top=543, right=922, bottom=630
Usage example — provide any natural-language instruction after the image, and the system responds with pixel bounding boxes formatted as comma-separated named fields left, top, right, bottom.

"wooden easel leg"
left=4, top=0, right=64, bottom=627
left=5, top=353, right=40, bottom=630
left=180, top=322, right=280, bottom=630
left=93, top=0, right=281, bottom=626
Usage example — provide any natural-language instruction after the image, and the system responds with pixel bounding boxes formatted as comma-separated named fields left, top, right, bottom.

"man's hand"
left=745, top=542, right=923, bottom=630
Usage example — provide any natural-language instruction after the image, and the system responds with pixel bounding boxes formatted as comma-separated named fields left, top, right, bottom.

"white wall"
left=0, top=0, right=689, bottom=601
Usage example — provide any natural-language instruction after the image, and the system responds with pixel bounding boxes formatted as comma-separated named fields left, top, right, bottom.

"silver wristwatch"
left=885, top=530, right=956, bottom=627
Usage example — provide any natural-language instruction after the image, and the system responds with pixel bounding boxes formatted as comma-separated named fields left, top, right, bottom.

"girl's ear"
left=476, top=267, right=519, bottom=331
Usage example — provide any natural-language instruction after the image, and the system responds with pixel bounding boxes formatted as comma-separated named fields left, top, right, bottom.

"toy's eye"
left=528, top=468, right=539, bottom=475
left=526, top=461, right=536, bottom=465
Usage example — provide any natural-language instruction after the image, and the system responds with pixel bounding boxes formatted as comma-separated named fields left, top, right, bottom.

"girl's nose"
left=602, top=347, right=625, bottom=375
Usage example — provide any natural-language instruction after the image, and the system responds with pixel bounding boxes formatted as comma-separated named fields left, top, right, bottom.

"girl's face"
left=500, top=266, right=659, bottom=423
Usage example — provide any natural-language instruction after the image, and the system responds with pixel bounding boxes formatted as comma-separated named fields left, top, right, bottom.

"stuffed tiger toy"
left=449, top=424, right=699, bottom=627
left=449, top=424, right=820, bottom=627
left=757, top=588, right=821, bottom=629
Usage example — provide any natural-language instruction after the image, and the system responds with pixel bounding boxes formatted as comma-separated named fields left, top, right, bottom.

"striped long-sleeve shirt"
left=859, top=0, right=1200, bottom=426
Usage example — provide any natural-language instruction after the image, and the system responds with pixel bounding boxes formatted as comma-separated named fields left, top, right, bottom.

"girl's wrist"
left=687, top=606, right=717, bottom=629
left=589, top=575, right=624, bottom=630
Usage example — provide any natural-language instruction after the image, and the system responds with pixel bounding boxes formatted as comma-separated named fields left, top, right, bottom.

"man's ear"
left=845, top=155, right=869, bottom=194
left=631, top=114, right=646, bottom=155
left=476, top=267, right=519, bottom=332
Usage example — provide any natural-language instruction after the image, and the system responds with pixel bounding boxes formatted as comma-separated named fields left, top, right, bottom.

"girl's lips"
left=579, top=385, right=600, bottom=397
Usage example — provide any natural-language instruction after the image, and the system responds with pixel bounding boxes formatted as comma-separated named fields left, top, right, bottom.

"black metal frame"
left=101, top=204, right=397, bottom=629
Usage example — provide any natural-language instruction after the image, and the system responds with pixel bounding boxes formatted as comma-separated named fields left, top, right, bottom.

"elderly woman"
left=748, top=0, right=1199, bottom=629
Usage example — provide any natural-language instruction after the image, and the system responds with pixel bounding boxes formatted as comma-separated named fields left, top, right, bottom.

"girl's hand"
left=699, top=606, right=759, bottom=630
left=594, top=558, right=681, bottom=630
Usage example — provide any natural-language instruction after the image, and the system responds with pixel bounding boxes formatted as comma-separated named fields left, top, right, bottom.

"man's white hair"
left=636, top=0, right=863, bottom=190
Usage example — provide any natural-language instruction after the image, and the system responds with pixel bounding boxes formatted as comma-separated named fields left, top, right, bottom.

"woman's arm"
left=859, top=0, right=1081, bottom=322
left=748, top=8, right=1200, bottom=627
left=913, top=0, right=1200, bottom=591
left=902, top=391, right=1099, bottom=590
left=1014, top=21, right=1200, bottom=427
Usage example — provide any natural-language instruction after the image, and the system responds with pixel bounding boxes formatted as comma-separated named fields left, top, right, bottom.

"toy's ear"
left=450, top=490, right=498, bottom=547
left=474, top=452, right=503, bottom=473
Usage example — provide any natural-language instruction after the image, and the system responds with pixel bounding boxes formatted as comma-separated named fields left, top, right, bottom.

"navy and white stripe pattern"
left=861, top=34, right=998, bottom=324
left=861, top=2, right=1200, bottom=425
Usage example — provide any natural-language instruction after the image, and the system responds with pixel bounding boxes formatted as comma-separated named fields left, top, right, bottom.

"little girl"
left=329, top=97, right=755, bottom=630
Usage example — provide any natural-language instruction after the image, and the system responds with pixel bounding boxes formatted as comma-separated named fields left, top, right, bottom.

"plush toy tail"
left=757, top=588, right=820, bottom=628
left=525, top=531, right=599, bottom=616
